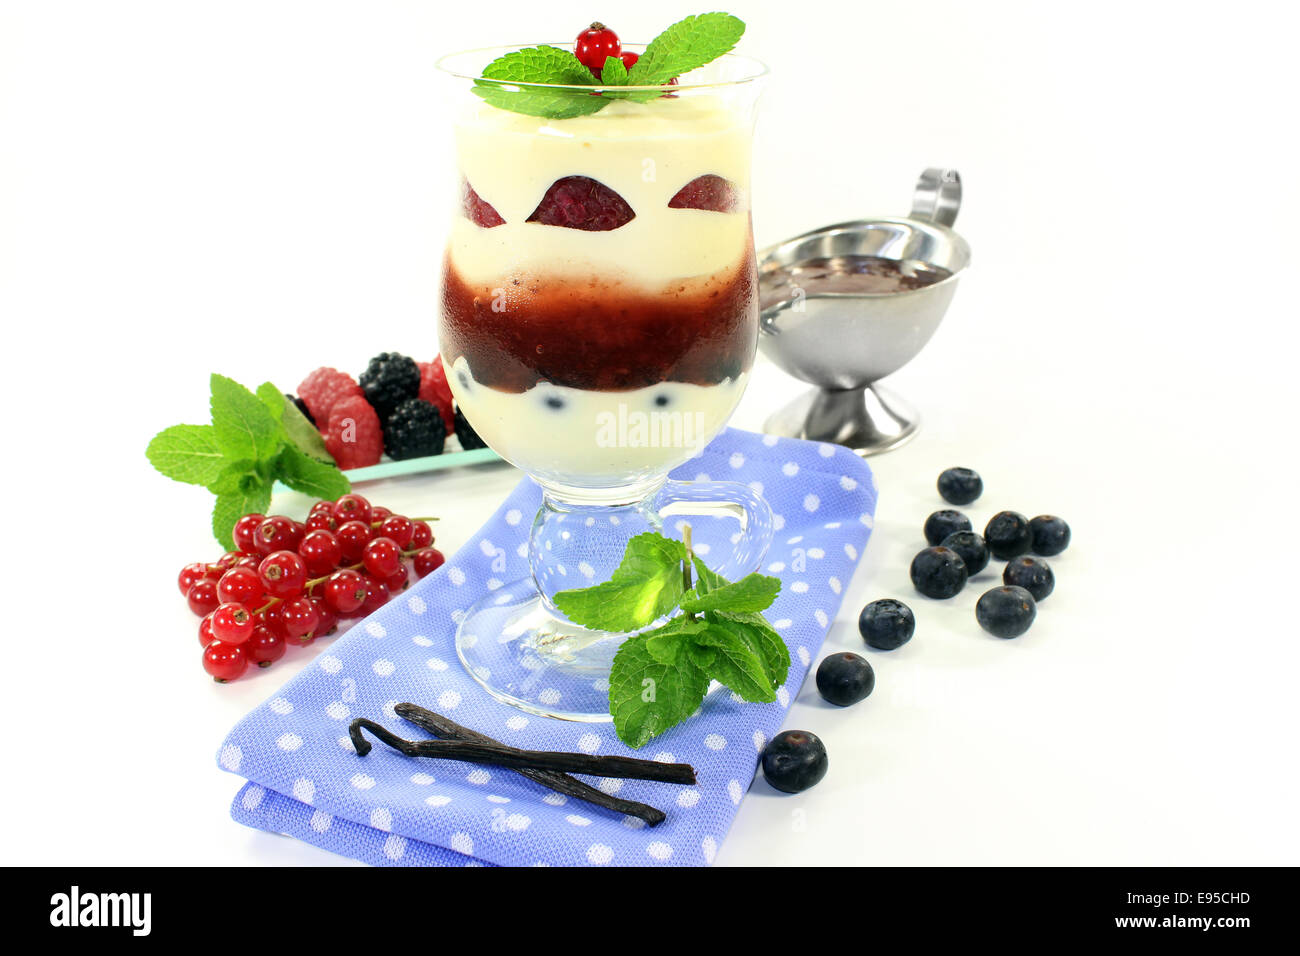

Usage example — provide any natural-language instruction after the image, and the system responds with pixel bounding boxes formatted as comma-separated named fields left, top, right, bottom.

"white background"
left=2, top=0, right=1297, bottom=865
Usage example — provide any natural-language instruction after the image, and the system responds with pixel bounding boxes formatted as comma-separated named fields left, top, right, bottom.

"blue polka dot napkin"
left=219, top=428, right=877, bottom=866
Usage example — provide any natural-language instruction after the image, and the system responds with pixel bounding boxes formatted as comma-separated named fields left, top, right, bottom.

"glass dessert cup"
left=436, top=48, right=770, bottom=720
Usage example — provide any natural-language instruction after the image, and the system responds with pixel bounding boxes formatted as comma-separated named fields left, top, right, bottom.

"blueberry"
left=1002, top=556, right=1055, bottom=602
left=1030, top=515, right=1071, bottom=556
left=924, top=509, right=972, bottom=546
left=910, top=546, right=968, bottom=599
left=975, top=585, right=1037, bottom=638
left=815, top=653, right=875, bottom=706
left=937, top=467, right=983, bottom=505
left=984, top=511, right=1033, bottom=560
left=761, top=730, right=829, bottom=793
left=940, top=530, right=990, bottom=576
left=858, top=598, right=915, bottom=650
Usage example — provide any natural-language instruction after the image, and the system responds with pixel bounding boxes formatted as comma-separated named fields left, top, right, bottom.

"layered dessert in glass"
left=438, top=54, right=763, bottom=495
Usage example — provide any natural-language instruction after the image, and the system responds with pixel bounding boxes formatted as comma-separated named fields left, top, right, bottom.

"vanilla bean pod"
left=394, top=702, right=669, bottom=825
left=349, top=718, right=696, bottom=784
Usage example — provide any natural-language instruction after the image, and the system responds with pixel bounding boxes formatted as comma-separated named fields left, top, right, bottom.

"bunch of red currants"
left=179, top=493, right=445, bottom=683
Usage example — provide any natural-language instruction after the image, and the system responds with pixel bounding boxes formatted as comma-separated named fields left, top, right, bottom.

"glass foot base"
left=455, top=579, right=623, bottom=722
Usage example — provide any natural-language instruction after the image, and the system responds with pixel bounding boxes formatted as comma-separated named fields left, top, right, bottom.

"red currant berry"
left=280, top=597, right=320, bottom=641
left=362, top=537, right=402, bottom=578
left=413, top=547, right=446, bottom=578
left=336, top=520, right=373, bottom=562
left=620, top=50, right=639, bottom=70
left=410, top=520, right=433, bottom=549
left=187, top=579, right=220, bottom=616
left=258, top=603, right=288, bottom=637
left=333, top=493, right=372, bottom=526
left=385, top=567, right=409, bottom=592
left=574, top=22, right=620, bottom=74
left=258, top=550, right=307, bottom=599
left=298, top=529, right=343, bottom=576
left=310, top=596, right=339, bottom=635
left=217, top=566, right=265, bottom=606
left=203, top=640, right=249, bottom=682
left=210, top=602, right=255, bottom=645
left=253, top=515, right=298, bottom=554
left=179, top=562, right=209, bottom=596
left=370, top=505, right=393, bottom=523
left=378, top=515, right=414, bottom=549
left=360, top=575, right=390, bottom=614
left=244, top=624, right=285, bottom=667
left=304, top=511, right=336, bottom=533
left=198, top=612, right=216, bottom=647
left=322, top=569, right=368, bottom=614
left=232, top=513, right=265, bottom=553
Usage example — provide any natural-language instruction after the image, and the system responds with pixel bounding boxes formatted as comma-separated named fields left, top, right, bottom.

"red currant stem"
left=368, top=515, right=440, bottom=528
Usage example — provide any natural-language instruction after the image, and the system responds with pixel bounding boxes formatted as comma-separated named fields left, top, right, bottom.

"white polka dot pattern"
left=219, top=428, right=877, bottom=868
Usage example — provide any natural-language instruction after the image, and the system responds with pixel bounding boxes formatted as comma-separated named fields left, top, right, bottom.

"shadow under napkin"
left=220, top=428, right=877, bottom=866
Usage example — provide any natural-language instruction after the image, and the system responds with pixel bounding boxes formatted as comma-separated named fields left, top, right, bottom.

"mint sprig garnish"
left=553, top=530, right=787, bottom=748
left=475, top=45, right=605, bottom=119
left=146, top=374, right=351, bottom=550
left=474, top=13, right=745, bottom=118
left=624, top=13, right=744, bottom=87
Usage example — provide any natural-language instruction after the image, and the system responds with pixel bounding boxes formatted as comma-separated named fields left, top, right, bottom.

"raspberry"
left=383, top=398, right=447, bottom=460
left=359, top=352, right=421, bottom=419
left=525, top=176, right=635, bottom=232
left=417, top=357, right=455, bottom=431
left=462, top=180, right=505, bottom=229
left=668, top=174, right=739, bottom=213
left=298, top=367, right=363, bottom=425
left=454, top=406, right=487, bottom=450
left=323, top=394, right=383, bottom=470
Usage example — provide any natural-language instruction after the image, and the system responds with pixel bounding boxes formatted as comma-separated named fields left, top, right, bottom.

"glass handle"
left=651, top=479, right=774, bottom=580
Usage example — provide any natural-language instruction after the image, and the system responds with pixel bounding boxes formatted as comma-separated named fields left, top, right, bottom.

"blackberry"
left=454, top=406, right=488, bottom=450
left=382, top=398, right=446, bottom=460
left=285, top=393, right=314, bottom=426
left=359, top=352, right=421, bottom=418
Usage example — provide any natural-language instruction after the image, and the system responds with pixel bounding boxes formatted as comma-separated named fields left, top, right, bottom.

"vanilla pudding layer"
left=449, top=356, right=747, bottom=485
left=449, top=96, right=752, bottom=287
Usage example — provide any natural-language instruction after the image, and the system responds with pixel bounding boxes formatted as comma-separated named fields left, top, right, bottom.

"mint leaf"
left=145, top=424, right=226, bottom=487
left=278, top=392, right=335, bottom=464
left=210, top=374, right=282, bottom=462
left=275, top=444, right=350, bottom=500
left=553, top=533, right=688, bottom=631
left=643, top=615, right=709, bottom=664
left=609, top=635, right=710, bottom=748
left=694, top=621, right=776, bottom=702
left=599, top=55, right=628, bottom=85
left=255, top=382, right=285, bottom=421
left=625, top=13, right=745, bottom=87
left=212, top=481, right=272, bottom=551
left=475, top=45, right=607, bottom=119
left=712, top=611, right=790, bottom=688
left=681, top=572, right=780, bottom=615
left=206, top=459, right=258, bottom=495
